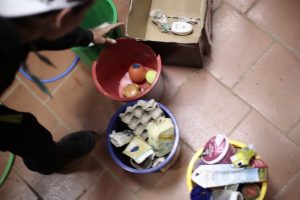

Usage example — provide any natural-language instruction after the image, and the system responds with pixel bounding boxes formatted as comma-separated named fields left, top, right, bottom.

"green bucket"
left=0, top=153, right=14, bottom=187
left=72, top=0, right=121, bottom=67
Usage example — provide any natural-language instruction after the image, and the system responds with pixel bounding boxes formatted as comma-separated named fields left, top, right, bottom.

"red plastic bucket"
left=92, top=38, right=163, bottom=102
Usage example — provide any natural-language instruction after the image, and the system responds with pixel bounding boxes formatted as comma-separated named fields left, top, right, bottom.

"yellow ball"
left=146, top=70, right=157, bottom=84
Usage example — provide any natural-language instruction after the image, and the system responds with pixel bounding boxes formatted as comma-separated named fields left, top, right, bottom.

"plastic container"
left=92, top=38, right=163, bottom=102
left=186, top=140, right=268, bottom=200
left=72, top=0, right=122, bottom=66
left=0, top=153, right=14, bottom=186
left=201, top=135, right=235, bottom=164
left=106, top=101, right=180, bottom=173
left=19, top=56, right=79, bottom=84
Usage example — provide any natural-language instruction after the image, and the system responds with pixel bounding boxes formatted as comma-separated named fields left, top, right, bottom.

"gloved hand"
left=91, top=22, right=124, bottom=44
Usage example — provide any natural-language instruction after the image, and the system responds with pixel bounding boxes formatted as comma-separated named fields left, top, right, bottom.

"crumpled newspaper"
left=176, top=16, right=199, bottom=24
left=109, top=130, right=134, bottom=147
left=150, top=9, right=200, bottom=33
left=149, top=8, right=171, bottom=32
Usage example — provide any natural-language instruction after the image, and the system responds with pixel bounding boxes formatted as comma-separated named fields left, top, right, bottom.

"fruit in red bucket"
left=128, top=63, right=146, bottom=83
left=146, top=70, right=157, bottom=84
left=92, top=38, right=163, bottom=102
left=123, top=83, right=140, bottom=97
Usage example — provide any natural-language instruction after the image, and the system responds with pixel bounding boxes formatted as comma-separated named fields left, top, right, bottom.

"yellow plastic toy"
left=230, top=145, right=256, bottom=168
left=186, top=140, right=267, bottom=200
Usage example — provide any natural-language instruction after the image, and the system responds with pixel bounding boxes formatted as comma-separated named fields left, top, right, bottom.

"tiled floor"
left=1, top=0, right=300, bottom=199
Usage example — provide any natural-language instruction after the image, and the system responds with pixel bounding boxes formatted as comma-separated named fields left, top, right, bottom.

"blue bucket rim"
left=106, top=100, right=180, bottom=174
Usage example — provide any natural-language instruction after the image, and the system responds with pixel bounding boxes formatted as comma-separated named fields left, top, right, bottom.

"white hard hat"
left=0, top=0, right=86, bottom=18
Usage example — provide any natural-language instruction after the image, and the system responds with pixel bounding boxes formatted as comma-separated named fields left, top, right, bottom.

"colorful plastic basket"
left=186, top=140, right=268, bottom=200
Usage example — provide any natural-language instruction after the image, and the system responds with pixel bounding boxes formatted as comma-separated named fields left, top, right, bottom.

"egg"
left=123, top=83, right=140, bottom=97
left=128, top=63, right=146, bottom=83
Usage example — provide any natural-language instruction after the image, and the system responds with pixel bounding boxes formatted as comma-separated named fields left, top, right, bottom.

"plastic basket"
left=186, top=140, right=268, bottom=200
left=92, top=38, right=163, bottom=102
left=106, top=101, right=180, bottom=173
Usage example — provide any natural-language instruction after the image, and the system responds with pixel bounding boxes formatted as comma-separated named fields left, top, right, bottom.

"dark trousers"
left=0, top=104, right=63, bottom=174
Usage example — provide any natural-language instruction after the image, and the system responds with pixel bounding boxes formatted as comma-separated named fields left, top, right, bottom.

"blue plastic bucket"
left=106, top=100, right=180, bottom=173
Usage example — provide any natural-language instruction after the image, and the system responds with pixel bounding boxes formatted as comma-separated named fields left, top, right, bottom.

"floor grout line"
left=15, top=76, right=70, bottom=132
left=228, top=106, right=300, bottom=150
left=212, top=0, right=224, bottom=13
left=0, top=79, right=20, bottom=102
left=254, top=109, right=300, bottom=150
left=273, top=168, right=300, bottom=199
left=16, top=75, right=72, bottom=132
left=285, top=119, right=300, bottom=150
left=75, top=190, right=87, bottom=200
left=223, top=2, right=300, bottom=61
left=205, top=67, right=300, bottom=148
left=50, top=123, right=62, bottom=134
left=74, top=168, right=107, bottom=200
left=285, top=115, right=300, bottom=136
left=16, top=75, right=46, bottom=106
left=43, top=103, right=71, bottom=131
left=13, top=170, right=44, bottom=200
left=244, top=0, right=261, bottom=15
left=231, top=41, right=275, bottom=90
left=179, top=138, right=197, bottom=153
left=44, top=64, right=84, bottom=132
left=163, top=69, right=201, bottom=105
left=90, top=154, right=139, bottom=199
left=213, top=3, right=300, bottom=150
left=228, top=108, right=253, bottom=136
left=2, top=2, right=300, bottom=199
left=44, top=62, right=80, bottom=104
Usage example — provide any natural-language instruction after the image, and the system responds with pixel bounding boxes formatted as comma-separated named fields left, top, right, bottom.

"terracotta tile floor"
left=1, top=0, right=300, bottom=199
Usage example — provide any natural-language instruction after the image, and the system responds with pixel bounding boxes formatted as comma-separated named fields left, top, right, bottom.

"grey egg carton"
left=119, top=99, right=165, bottom=136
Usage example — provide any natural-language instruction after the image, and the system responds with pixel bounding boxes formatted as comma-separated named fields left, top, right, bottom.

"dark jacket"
left=0, top=17, right=94, bottom=95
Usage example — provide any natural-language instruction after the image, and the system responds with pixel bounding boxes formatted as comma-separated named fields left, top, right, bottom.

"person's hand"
left=91, top=22, right=124, bottom=44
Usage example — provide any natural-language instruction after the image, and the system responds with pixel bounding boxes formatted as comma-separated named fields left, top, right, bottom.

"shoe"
left=23, top=131, right=98, bottom=175
left=56, top=131, right=98, bottom=166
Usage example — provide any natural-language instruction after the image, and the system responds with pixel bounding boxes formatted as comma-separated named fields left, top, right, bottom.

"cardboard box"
left=125, top=0, right=212, bottom=67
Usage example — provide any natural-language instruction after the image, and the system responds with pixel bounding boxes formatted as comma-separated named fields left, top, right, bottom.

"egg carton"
left=119, top=99, right=165, bottom=136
